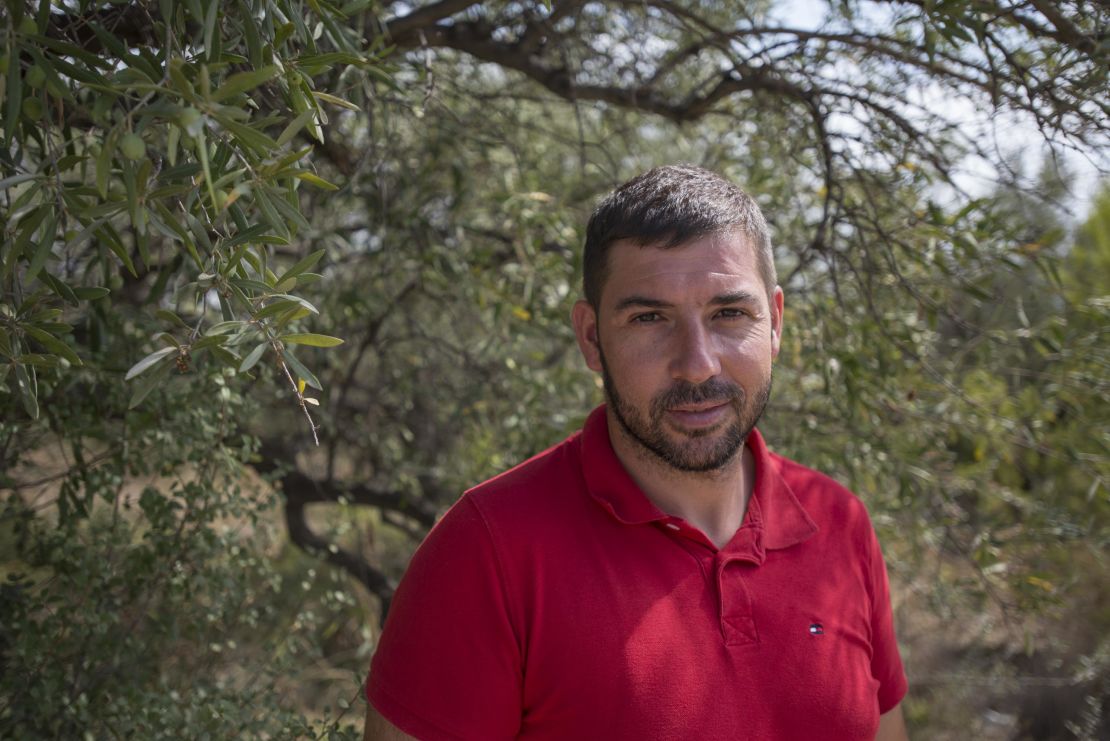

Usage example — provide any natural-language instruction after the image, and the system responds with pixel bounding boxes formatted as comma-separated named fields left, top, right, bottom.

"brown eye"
left=716, top=308, right=748, bottom=319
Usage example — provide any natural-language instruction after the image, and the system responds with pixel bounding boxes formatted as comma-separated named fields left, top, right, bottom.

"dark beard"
left=600, top=349, right=771, bottom=473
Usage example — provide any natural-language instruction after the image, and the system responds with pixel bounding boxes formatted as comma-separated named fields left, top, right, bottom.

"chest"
left=509, top=525, right=881, bottom=741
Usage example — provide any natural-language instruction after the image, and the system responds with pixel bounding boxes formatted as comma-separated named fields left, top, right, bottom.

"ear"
left=571, top=300, right=603, bottom=373
left=769, top=285, right=784, bottom=361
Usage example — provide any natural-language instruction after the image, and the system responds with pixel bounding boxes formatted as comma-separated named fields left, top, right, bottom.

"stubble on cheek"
left=598, top=349, right=757, bottom=473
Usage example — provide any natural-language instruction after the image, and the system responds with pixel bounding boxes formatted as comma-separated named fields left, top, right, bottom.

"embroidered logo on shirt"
left=808, top=622, right=824, bottom=636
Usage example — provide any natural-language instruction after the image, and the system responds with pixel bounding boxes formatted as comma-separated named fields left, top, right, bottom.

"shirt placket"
left=657, top=518, right=764, bottom=647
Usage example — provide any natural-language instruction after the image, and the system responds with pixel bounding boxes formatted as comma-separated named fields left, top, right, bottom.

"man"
left=364, top=165, right=909, bottom=740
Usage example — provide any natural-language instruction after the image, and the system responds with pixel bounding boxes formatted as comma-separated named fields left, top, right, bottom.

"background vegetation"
left=1, top=0, right=1107, bottom=738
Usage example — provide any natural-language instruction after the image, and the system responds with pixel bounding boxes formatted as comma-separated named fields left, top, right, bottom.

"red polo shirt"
left=368, top=406, right=907, bottom=740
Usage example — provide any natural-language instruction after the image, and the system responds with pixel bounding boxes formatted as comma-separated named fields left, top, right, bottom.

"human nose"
left=669, top=319, right=721, bottom=384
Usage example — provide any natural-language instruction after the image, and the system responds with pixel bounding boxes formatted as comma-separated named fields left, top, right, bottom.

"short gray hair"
left=583, top=164, right=775, bottom=308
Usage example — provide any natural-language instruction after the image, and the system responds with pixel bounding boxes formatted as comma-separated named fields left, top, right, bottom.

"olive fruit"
left=119, top=133, right=146, bottom=160
left=179, top=107, right=201, bottom=127
left=25, top=64, right=46, bottom=89
left=22, top=97, right=43, bottom=119
left=178, top=106, right=203, bottom=136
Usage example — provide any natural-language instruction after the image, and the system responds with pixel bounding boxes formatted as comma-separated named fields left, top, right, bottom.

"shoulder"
left=426, top=430, right=591, bottom=550
left=463, top=430, right=587, bottom=515
left=771, top=451, right=875, bottom=535
left=385, top=435, right=589, bottom=621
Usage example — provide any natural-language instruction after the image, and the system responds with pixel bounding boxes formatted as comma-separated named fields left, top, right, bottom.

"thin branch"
left=384, top=0, right=481, bottom=43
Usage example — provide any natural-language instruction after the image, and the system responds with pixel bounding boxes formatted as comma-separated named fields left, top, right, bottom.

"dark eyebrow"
left=709, top=291, right=760, bottom=306
left=613, top=295, right=674, bottom=312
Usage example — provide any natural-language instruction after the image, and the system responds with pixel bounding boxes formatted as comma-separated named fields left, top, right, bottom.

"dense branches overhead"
left=379, top=1, right=1108, bottom=151
left=3, top=0, right=1107, bottom=619
left=369, top=0, right=1109, bottom=293
left=39, top=1, right=1109, bottom=151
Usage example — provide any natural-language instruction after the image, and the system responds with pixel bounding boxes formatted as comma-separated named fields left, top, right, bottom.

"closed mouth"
left=669, top=401, right=729, bottom=413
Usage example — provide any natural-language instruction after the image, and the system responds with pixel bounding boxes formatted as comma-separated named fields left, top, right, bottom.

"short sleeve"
left=865, top=524, right=908, bottom=713
left=367, top=495, right=522, bottom=740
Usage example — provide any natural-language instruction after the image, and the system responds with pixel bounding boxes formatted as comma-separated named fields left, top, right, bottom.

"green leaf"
left=156, top=332, right=181, bottom=348
left=7, top=178, right=41, bottom=220
left=61, top=211, right=110, bottom=253
left=129, top=360, right=173, bottom=409
left=191, top=334, right=228, bottom=351
left=0, top=173, right=37, bottom=190
left=295, top=52, right=365, bottom=68
left=265, top=145, right=314, bottom=174
left=266, top=187, right=310, bottom=231
left=273, top=305, right=312, bottom=328
left=239, top=341, right=269, bottom=372
left=252, top=299, right=302, bottom=320
left=34, top=36, right=114, bottom=71
left=25, top=207, right=58, bottom=283
left=212, top=65, right=279, bottom=102
left=311, top=91, right=360, bottom=111
left=125, top=346, right=176, bottom=380
left=203, top=0, right=219, bottom=62
left=5, top=42, right=23, bottom=144
left=15, top=353, right=61, bottom=368
left=277, top=249, right=326, bottom=284
left=40, top=272, right=79, bottom=305
left=292, top=171, right=339, bottom=190
left=293, top=271, right=322, bottom=285
left=152, top=201, right=192, bottom=242
left=14, top=363, right=38, bottom=419
left=218, top=291, right=234, bottom=321
left=230, top=277, right=276, bottom=294
left=215, top=114, right=279, bottom=153
left=205, top=320, right=247, bottom=335
left=167, top=57, right=197, bottom=103
left=271, top=293, right=319, bottom=314
left=240, top=0, right=263, bottom=68
left=223, top=224, right=269, bottom=248
left=281, top=349, right=322, bottom=390
left=156, top=309, right=190, bottom=328
left=280, top=333, right=344, bottom=347
left=9, top=206, right=50, bottom=280
left=211, top=166, right=248, bottom=191
left=276, top=110, right=317, bottom=147
left=72, top=286, right=110, bottom=301
left=194, top=126, right=219, bottom=213
left=207, top=345, right=240, bottom=367
left=24, top=326, right=82, bottom=366
left=88, top=22, right=129, bottom=62
left=99, top=225, right=138, bottom=278
left=184, top=211, right=214, bottom=256
left=253, top=187, right=287, bottom=237
left=274, top=21, right=296, bottom=49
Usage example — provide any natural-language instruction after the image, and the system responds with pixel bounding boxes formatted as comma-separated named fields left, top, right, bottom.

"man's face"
left=572, top=231, right=784, bottom=473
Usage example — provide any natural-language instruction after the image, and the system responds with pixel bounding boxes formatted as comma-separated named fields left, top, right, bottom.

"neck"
left=607, top=411, right=755, bottom=549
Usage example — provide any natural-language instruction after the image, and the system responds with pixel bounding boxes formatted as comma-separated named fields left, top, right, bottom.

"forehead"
left=602, top=232, right=764, bottom=305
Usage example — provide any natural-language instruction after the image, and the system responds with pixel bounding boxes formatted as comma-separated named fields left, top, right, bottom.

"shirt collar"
left=579, top=404, right=818, bottom=553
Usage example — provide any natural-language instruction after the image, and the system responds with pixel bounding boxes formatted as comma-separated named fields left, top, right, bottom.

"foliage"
left=0, top=0, right=388, bottom=436
left=1, top=0, right=386, bottom=735
left=1, top=0, right=1108, bottom=737
left=0, top=326, right=364, bottom=737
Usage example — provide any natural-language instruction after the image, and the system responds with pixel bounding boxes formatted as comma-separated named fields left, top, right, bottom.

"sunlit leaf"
left=125, top=346, right=176, bottom=380
left=280, top=333, right=344, bottom=347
